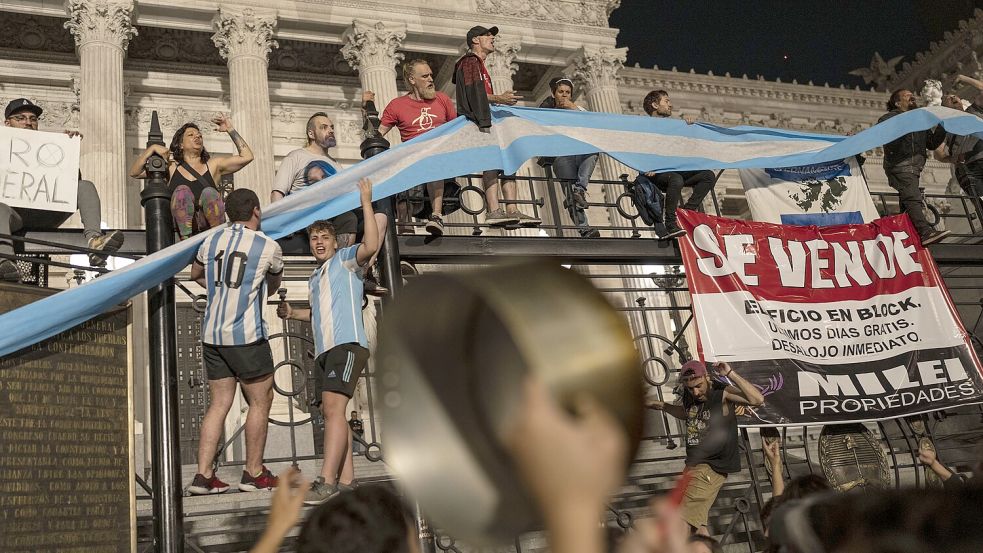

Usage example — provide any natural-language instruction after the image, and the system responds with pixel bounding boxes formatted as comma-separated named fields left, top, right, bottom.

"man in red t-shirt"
left=368, top=60, right=457, bottom=235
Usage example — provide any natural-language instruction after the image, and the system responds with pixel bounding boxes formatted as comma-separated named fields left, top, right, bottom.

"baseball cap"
left=4, top=98, right=43, bottom=119
left=678, top=360, right=707, bottom=381
left=466, top=25, right=498, bottom=46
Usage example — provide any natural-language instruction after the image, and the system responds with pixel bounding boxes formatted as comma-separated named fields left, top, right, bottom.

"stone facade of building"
left=2, top=0, right=979, bottom=472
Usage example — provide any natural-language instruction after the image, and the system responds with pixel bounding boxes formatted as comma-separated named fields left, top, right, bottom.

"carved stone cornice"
left=211, top=7, right=278, bottom=62
left=572, top=46, right=627, bottom=91
left=64, top=0, right=137, bottom=52
left=340, top=20, right=406, bottom=73
left=485, top=37, right=520, bottom=79
left=617, top=67, right=886, bottom=110
left=475, top=0, right=620, bottom=28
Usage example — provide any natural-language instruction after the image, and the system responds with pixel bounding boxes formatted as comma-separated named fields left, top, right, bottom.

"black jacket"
left=452, top=53, right=492, bottom=130
left=878, top=109, right=947, bottom=174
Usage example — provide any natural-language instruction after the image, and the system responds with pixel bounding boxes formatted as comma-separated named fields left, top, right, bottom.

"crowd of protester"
left=3, top=18, right=982, bottom=553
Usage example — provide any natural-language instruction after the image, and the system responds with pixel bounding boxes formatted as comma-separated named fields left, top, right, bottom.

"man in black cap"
left=1, top=98, right=123, bottom=282
left=452, top=25, right=539, bottom=227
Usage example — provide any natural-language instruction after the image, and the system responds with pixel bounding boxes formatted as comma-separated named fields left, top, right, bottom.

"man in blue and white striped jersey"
left=277, top=177, right=380, bottom=505
left=187, top=188, right=284, bottom=495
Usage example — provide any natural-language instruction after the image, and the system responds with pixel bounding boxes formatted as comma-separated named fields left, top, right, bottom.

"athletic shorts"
left=202, top=340, right=275, bottom=381
left=679, top=463, right=728, bottom=529
left=314, top=343, right=369, bottom=398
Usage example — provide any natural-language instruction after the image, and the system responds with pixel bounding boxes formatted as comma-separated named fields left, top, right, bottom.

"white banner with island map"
left=738, top=156, right=880, bottom=226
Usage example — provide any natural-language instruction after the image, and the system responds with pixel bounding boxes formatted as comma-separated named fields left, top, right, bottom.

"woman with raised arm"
left=130, top=113, right=254, bottom=240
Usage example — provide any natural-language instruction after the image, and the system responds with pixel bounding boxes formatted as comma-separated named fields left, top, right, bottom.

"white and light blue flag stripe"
left=1, top=105, right=982, bottom=357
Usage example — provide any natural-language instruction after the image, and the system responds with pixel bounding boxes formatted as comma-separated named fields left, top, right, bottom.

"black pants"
left=885, top=170, right=932, bottom=236
left=957, top=163, right=983, bottom=222
left=653, top=170, right=716, bottom=226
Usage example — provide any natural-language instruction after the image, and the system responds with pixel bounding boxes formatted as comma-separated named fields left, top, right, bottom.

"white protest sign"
left=0, top=126, right=80, bottom=213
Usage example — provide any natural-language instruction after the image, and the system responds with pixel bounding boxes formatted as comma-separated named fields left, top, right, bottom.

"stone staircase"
left=136, top=454, right=393, bottom=552
left=136, top=438, right=774, bottom=552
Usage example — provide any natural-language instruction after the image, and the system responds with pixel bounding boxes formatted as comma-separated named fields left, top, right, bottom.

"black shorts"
left=314, top=343, right=369, bottom=398
left=202, top=340, right=275, bottom=381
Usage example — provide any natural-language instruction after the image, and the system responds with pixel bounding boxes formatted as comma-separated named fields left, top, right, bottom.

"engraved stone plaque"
left=0, top=283, right=132, bottom=552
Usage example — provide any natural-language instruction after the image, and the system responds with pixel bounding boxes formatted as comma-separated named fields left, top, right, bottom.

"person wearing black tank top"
left=647, top=360, right=764, bottom=536
left=130, top=113, right=254, bottom=240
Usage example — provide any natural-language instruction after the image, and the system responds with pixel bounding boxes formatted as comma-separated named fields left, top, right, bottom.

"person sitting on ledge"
left=129, top=113, right=253, bottom=240
left=640, top=90, right=716, bottom=240
left=540, top=77, right=601, bottom=239
left=1, top=98, right=124, bottom=282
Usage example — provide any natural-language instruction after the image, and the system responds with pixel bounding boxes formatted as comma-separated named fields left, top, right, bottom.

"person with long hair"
left=130, top=113, right=254, bottom=240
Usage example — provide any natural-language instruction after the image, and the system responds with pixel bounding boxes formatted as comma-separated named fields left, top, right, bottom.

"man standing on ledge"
left=1, top=98, right=124, bottom=281
left=641, top=90, right=716, bottom=239
left=187, top=188, right=283, bottom=495
left=879, top=89, right=950, bottom=245
left=366, top=58, right=458, bottom=236
left=647, top=360, right=764, bottom=536
left=453, top=25, right=540, bottom=228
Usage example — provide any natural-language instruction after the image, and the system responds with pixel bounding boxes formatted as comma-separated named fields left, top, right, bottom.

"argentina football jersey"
left=309, top=245, right=367, bottom=356
left=197, top=224, right=284, bottom=346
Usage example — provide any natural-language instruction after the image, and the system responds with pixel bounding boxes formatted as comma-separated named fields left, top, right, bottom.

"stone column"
left=212, top=7, right=277, bottom=203
left=65, top=0, right=137, bottom=229
left=485, top=37, right=520, bottom=96
left=572, top=46, right=629, bottom=182
left=341, top=20, right=406, bottom=146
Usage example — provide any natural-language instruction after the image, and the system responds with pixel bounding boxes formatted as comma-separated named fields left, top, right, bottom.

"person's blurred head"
left=307, top=220, right=338, bottom=264
left=225, top=189, right=261, bottom=226
left=784, top=474, right=831, bottom=499
left=679, top=361, right=710, bottom=403
left=403, top=60, right=436, bottom=100
left=297, top=484, right=419, bottom=553
left=550, top=77, right=575, bottom=103
left=942, top=93, right=965, bottom=110
left=170, top=123, right=209, bottom=163
left=772, top=487, right=983, bottom=553
left=307, top=112, right=336, bottom=149
left=687, top=534, right=722, bottom=553
left=4, top=99, right=42, bottom=130
left=644, top=90, right=672, bottom=117
left=887, top=89, right=916, bottom=112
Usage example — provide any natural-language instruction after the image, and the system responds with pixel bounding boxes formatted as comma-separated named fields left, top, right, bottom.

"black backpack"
left=629, top=174, right=665, bottom=227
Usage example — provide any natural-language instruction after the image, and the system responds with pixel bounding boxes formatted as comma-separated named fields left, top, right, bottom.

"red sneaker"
left=187, top=473, right=229, bottom=495
left=238, top=466, right=278, bottom=492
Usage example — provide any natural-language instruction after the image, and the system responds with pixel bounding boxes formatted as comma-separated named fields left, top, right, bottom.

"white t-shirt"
left=273, top=148, right=338, bottom=197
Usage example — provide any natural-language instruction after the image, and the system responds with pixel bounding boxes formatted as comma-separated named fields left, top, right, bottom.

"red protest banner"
left=677, top=210, right=983, bottom=425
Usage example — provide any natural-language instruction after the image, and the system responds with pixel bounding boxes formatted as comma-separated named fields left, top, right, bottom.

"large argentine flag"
left=739, top=157, right=881, bottom=225
left=0, top=106, right=982, bottom=357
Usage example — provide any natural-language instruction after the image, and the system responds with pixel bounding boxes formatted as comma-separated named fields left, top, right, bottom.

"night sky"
left=611, top=1, right=983, bottom=88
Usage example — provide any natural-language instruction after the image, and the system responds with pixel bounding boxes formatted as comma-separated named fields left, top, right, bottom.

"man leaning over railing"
left=368, top=57, right=458, bottom=236
left=539, top=77, right=600, bottom=238
left=453, top=24, right=540, bottom=228
left=934, top=76, right=983, bottom=210
left=0, top=98, right=123, bottom=282
left=878, top=88, right=950, bottom=245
